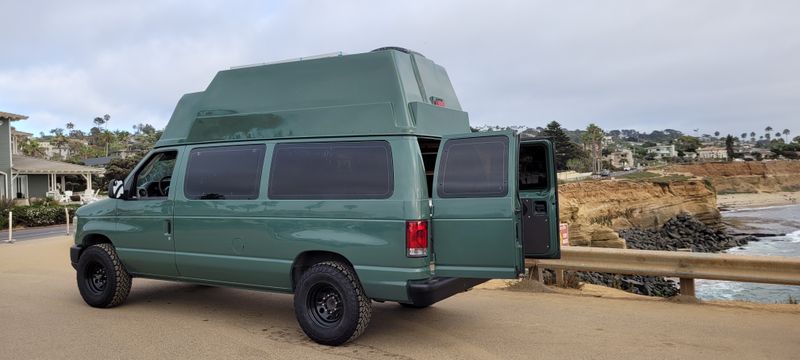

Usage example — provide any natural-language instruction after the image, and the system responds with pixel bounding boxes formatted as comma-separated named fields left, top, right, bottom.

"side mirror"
left=108, top=180, right=126, bottom=199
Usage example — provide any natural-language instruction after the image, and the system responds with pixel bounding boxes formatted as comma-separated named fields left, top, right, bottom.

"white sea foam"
left=787, top=230, right=800, bottom=243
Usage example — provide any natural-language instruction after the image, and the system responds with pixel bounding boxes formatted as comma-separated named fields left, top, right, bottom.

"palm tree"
left=765, top=126, right=773, bottom=141
left=581, top=123, right=605, bottom=173
left=783, top=129, right=791, bottom=139
left=740, top=133, right=747, bottom=142
left=66, top=122, right=75, bottom=130
left=776, top=132, right=783, bottom=142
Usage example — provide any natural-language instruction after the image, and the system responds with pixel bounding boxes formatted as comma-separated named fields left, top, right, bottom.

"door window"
left=436, top=136, right=508, bottom=198
left=184, top=144, right=266, bottom=200
left=519, top=143, right=549, bottom=191
left=132, top=151, right=178, bottom=199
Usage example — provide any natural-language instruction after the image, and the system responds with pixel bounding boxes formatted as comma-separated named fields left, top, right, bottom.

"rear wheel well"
left=291, top=251, right=356, bottom=291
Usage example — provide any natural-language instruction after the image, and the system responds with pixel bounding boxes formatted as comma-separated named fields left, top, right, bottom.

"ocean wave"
left=787, top=230, right=800, bottom=243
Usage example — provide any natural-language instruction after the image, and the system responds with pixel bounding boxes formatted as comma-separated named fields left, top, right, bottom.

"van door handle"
left=164, top=219, right=172, bottom=236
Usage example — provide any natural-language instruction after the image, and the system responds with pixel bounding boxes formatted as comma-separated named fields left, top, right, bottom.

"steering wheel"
left=158, top=176, right=172, bottom=196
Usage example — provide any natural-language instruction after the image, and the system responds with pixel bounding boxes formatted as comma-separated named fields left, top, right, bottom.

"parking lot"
left=1, top=236, right=799, bottom=359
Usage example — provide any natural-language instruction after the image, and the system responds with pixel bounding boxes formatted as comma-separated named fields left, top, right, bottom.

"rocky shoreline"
left=573, top=214, right=758, bottom=297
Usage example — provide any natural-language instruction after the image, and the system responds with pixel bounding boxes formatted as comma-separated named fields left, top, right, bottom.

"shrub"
left=2, top=204, right=80, bottom=229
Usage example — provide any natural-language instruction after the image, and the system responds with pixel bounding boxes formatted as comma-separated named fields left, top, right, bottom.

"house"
left=0, top=111, right=104, bottom=200
left=646, top=144, right=676, bottom=159
left=697, top=147, right=728, bottom=160
left=603, top=149, right=634, bottom=169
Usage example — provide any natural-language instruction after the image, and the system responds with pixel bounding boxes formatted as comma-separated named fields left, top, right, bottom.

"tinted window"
left=269, top=141, right=393, bottom=199
left=519, top=143, right=549, bottom=191
left=437, top=136, right=508, bottom=198
left=184, top=144, right=266, bottom=200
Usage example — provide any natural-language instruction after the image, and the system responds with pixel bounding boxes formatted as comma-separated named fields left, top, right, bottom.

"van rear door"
left=519, top=139, right=560, bottom=259
left=430, top=131, right=524, bottom=279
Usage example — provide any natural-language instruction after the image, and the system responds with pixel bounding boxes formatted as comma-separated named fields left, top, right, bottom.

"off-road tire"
left=294, top=261, right=371, bottom=346
left=76, top=243, right=131, bottom=308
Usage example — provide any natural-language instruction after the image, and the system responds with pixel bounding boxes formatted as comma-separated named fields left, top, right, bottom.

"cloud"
left=1, top=0, right=798, bottom=137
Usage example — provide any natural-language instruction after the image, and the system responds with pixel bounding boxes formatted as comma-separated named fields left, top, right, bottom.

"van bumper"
left=70, top=245, right=82, bottom=270
left=406, top=277, right=488, bottom=307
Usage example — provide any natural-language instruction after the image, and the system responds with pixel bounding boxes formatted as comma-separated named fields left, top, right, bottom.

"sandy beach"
left=717, top=191, right=800, bottom=210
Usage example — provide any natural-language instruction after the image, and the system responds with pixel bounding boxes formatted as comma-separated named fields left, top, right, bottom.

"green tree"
left=674, top=135, right=701, bottom=153
left=102, top=155, right=143, bottom=190
left=793, top=135, right=800, bottom=144
left=714, top=131, right=720, bottom=138
left=765, top=126, right=773, bottom=141
left=540, top=121, right=585, bottom=170
left=783, top=129, right=791, bottom=139
left=581, top=123, right=604, bottom=173
left=740, top=133, right=747, bottom=142
left=725, top=135, right=735, bottom=160
left=19, top=138, right=45, bottom=157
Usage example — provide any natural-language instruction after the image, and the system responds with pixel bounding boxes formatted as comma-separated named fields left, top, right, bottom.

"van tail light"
left=406, top=220, right=428, bottom=257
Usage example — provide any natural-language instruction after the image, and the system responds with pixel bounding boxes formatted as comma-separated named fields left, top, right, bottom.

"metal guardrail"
left=525, top=247, right=800, bottom=298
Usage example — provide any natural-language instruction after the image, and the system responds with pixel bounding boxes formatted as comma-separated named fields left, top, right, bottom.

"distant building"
left=603, top=149, right=634, bottom=169
left=646, top=144, right=676, bottom=159
left=697, top=147, right=728, bottom=160
left=683, top=151, right=698, bottom=159
left=0, top=111, right=103, bottom=199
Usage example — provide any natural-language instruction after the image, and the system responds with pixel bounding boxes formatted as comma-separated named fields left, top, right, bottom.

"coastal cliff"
left=667, top=161, right=800, bottom=194
left=558, top=179, right=719, bottom=247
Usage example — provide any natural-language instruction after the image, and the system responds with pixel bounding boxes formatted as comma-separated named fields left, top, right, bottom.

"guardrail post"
left=533, top=265, right=544, bottom=284
left=555, top=269, right=566, bottom=287
left=680, top=278, right=695, bottom=298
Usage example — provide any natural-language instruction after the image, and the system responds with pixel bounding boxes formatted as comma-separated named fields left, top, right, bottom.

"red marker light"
left=431, top=97, right=445, bottom=107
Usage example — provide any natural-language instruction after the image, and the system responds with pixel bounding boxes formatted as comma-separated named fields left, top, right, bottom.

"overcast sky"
left=2, top=1, right=798, bottom=139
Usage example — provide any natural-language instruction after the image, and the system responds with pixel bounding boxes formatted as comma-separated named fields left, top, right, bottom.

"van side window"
left=268, top=141, right=393, bottom=199
left=437, top=136, right=508, bottom=198
left=184, top=144, right=266, bottom=200
left=133, top=151, right=178, bottom=199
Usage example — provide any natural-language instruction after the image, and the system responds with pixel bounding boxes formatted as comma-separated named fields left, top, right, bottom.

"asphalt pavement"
left=0, top=224, right=71, bottom=242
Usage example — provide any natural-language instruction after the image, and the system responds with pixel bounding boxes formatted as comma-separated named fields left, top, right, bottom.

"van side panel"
left=170, top=137, right=430, bottom=302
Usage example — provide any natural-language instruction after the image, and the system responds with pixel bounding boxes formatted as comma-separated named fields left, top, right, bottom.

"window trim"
left=267, top=140, right=395, bottom=200
left=183, top=143, right=267, bottom=200
left=436, top=135, right=509, bottom=198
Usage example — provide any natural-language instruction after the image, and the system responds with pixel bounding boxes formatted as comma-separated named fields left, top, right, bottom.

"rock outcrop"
left=667, top=161, right=800, bottom=194
left=558, top=179, right=720, bottom=247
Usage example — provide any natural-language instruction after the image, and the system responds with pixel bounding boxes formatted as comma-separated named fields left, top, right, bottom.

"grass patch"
left=619, top=171, right=660, bottom=180
left=619, top=171, right=691, bottom=184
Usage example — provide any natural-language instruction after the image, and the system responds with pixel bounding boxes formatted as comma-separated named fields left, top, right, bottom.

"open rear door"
left=431, top=131, right=524, bottom=279
left=519, top=139, right=560, bottom=259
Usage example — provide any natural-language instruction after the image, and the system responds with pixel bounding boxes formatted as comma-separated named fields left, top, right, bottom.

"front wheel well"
left=82, top=233, right=112, bottom=247
left=291, top=251, right=356, bottom=291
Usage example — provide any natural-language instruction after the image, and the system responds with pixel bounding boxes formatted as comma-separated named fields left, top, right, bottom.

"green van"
left=70, top=47, right=560, bottom=346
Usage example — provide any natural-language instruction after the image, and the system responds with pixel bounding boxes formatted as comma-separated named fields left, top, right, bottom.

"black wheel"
left=76, top=243, right=131, bottom=308
left=294, top=261, right=371, bottom=346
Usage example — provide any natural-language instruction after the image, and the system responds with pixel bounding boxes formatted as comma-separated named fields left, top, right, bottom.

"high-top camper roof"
left=155, top=48, right=471, bottom=148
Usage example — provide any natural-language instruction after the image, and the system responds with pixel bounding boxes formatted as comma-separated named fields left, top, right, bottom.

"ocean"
left=696, top=204, right=800, bottom=303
